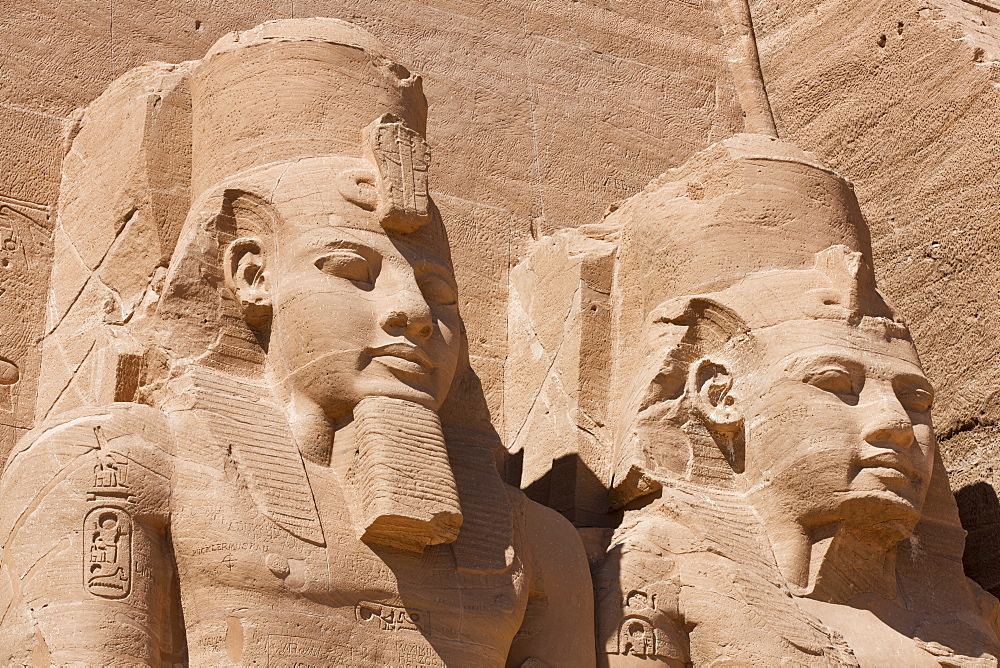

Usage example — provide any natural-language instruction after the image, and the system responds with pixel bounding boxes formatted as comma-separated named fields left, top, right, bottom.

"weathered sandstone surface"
left=1, top=1, right=999, bottom=664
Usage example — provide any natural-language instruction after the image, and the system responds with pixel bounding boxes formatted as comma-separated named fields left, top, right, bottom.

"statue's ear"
left=689, top=357, right=745, bottom=473
left=337, top=167, right=379, bottom=212
left=224, top=237, right=271, bottom=330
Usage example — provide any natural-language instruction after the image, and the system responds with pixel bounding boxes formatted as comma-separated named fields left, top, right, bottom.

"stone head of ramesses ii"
left=627, top=250, right=933, bottom=582
left=178, top=20, right=463, bottom=421
left=219, top=150, right=463, bottom=428
left=608, top=134, right=942, bottom=597
left=146, top=19, right=469, bottom=550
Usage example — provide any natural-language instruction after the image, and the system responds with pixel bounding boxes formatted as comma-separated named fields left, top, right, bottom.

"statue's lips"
left=367, top=343, right=435, bottom=375
left=857, top=452, right=921, bottom=482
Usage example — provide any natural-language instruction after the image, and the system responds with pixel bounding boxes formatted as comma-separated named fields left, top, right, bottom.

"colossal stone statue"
left=0, top=19, right=594, bottom=666
left=592, top=134, right=1000, bottom=666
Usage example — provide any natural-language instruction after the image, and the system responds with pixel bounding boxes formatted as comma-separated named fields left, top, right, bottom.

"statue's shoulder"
left=0, top=402, right=175, bottom=541
left=4, top=401, right=174, bottom=476
left=595, top=510, right=690, bottom=664
left=609, top=499, right=700, bottom=561
left=0, top=403, right=181, bottom=659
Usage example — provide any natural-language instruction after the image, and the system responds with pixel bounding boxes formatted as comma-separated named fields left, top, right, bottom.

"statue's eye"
left=804, top=367, right=856, bottom=397
left=896, top=386, right=933, bottom=414
left=419, top=275, right=457, bottom=306
left=315, top=250, right=372, bottom=285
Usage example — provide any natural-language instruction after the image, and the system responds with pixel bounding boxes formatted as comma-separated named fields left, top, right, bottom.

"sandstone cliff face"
left=3, top=0, right=1000, bottom=590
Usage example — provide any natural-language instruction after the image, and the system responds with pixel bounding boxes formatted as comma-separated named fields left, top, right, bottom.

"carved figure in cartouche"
left=594, top=134, right=1000, bottom=666
left=0, top=19, right=594, bottom=666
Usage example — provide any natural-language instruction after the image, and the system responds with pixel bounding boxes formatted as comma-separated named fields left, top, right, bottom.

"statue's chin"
left=361, top=511, right=463, bottom=552
left=345, top=395, right=464, bottom=552
left=823, top=490, right=924, bottom=544
left=347, top=373, right=447, bottom=417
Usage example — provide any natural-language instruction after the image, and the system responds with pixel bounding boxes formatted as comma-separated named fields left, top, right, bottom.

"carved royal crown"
left=190, top=18, right=429, bottom=200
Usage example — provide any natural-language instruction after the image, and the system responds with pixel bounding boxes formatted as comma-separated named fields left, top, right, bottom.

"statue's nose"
left=860, top=388, right=915, bottom=450
left=379, top=288, right=433, bottom=342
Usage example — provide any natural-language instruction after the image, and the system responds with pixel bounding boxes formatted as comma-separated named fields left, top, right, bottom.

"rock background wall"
left=2, top=0, right=999, bottom=588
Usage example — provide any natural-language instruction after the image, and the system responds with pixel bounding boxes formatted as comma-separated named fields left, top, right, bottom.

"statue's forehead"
left=216, top=157, right=451, bottom=259
left=277, top=222, right=451, bottom=264
left=747, top=318, right=922, bottom=372
left=217, top=155, right=363, bottom=204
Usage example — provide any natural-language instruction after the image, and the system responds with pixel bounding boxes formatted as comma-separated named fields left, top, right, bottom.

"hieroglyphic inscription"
left=0, top=206, right=27, bottom=273
left=0, top=194, right=49, bottom=298
left=606, top=587, right=677, bottom=658
left=618, top=616, right=656, bottom=657
left=93, top=450, right=128, bottom=490
left=602, top=174, right=641, bottom=197
left=84, top=506, right=132, bottom=599
left=356, top=600, right=427, bottom=632
left=614, top=589, right=659, bottom=656
left=84, top=426, right=134, bottom=598
left=88, top=425, right=133, bottom=502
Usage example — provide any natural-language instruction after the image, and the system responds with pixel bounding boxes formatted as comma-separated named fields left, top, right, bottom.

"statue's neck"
left=264, top=347, right=343, bottom=466
left=285, top=390, right=336, bottom=465
left=267, top=361, right=345, bottom=466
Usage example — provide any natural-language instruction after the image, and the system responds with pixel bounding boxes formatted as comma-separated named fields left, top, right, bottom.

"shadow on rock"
left=956, top=481, right=1000, bottom=598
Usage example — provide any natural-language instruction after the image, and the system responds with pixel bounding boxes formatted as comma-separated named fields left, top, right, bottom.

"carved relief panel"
left=0, top=194, right=51, bottom=459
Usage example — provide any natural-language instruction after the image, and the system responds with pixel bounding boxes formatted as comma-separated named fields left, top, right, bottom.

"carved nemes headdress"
left=606, top=133, right=898, bottom=504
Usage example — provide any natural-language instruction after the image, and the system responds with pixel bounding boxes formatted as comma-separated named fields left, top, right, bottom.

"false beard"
left=342, top=395, right=463, bottom=551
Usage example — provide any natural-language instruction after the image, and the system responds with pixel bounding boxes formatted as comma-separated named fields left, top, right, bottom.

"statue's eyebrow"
left=892, top=371, right=933, bottom=394
left=299, top=229, right=378, bottom=256
left=412, top=259, right=457, bottom=285
left=782, top=350, right=864, bottom=378
left=312, top=239, right=370, bottom=252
